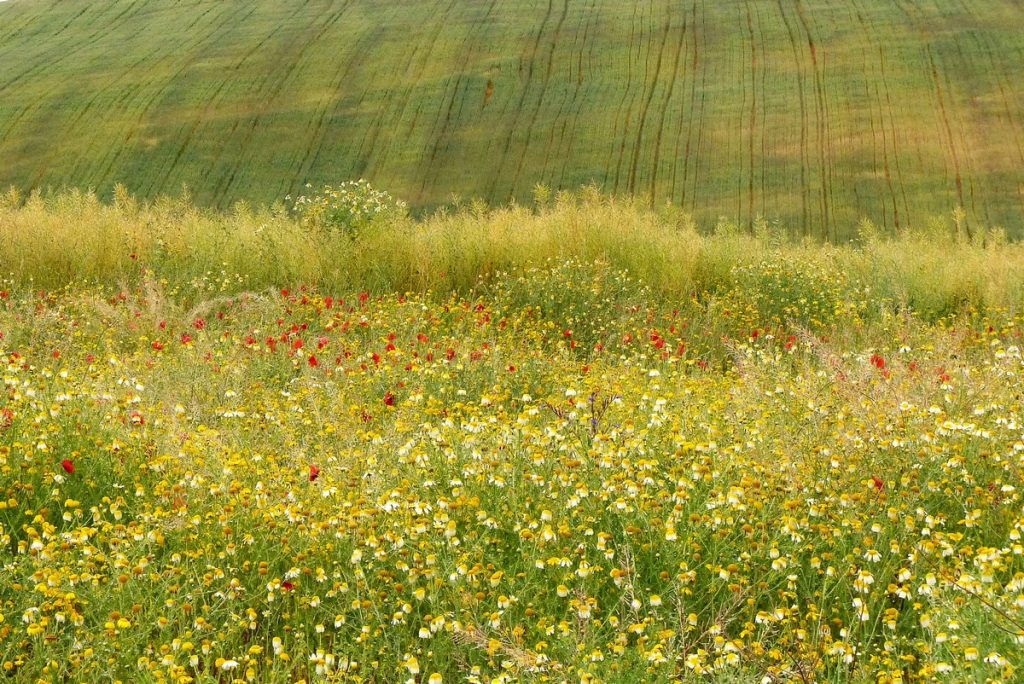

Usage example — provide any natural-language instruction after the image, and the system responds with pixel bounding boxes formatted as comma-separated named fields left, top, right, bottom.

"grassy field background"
left=1, top=0, right=1023, bottom=237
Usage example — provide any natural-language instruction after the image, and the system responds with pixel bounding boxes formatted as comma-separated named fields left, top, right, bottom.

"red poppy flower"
left=871, top=475, right=884, bottom=491
left=308, top=354, right=319, bottom=368
left=61, top=459, right=75, bottom=474
left=281, top=581, right=295, bottom=591
left=383, top=392, right=395, bottom=407
left=309, top=465, right=320, bottom=482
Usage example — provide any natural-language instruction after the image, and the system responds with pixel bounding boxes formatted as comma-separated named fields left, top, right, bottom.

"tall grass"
left=2, top=186, right=1023, bottom=319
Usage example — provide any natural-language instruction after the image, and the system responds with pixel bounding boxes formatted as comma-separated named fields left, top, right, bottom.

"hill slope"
left=1, top=0, right=1023, bottom=236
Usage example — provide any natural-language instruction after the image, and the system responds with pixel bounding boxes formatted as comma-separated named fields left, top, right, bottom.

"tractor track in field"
left=88, top=1, right=247, bottom=194
left=544, top=3, right=585, bottom=188
left=945, top=33, right=982, bottom=219
left=900, top=0, right=978, bottom=222
left=416, top=0, right=498, bottom=200
left=85, top=2, right=245, bottom=180
left=288, top=23, right=379, bottom=197
left=542, top=0, right=590, bottom=188
left=554, top=0, right=599, bottom=190
left=23, top=1, right=241, bottom=191
left=197, top=2, right=335, bottom=200
left=691, top=0, right=709, bottom=217
left=611, top=0, right=658, bottom=196
left=486, top=0, right=556, bottom=201
left=925, top=46, right=966, bottom=213
left=290, top=1, right=405, bottom=198
left=522, top=0, right=579, bottom=190
left=364, top=0, right=453, bottom=183
left=854, top=0, right=911, bottom=226
left=212, top=0, right=354, bottom=204
left=793, top=0, right=832, bottom=238
left=508, top=0, right=569, bottom=199
left=630, top=0, right=659, bottom=195
left=668, top=1, right=692, bottom=206
left=393, top=0, right=464, bottom=146
left=0, top=1, right=56, bottom=44
left=30, top=29, right=177, bottom=184
left=820, top=9, right=840, bottom=237
left=604, top=1, right=642, bottom=195
left=870, top=75, right=899, bottom=230
left=647, top=5, right=686, bottom=204
left=0, top=0, right=141, bottom=94
left=877, top=47, right=911, bottom=228
left=142, top=1, right=307, bottom=197
left=0, top=0, right=149, bottom=144
left=756, top=2, right=769, bottom=222
left=847, top=0, right=899, bottom=228
left=374, top=7, right=447, bottom=151
left=743, top=1, right=756, bottom=226
left=974, top=35, right=1024, bottom=166
left=626, top=0, right=672, bottom=197
left=77, top=0, right=284, bottom=186
left=0, top=2, right=94, bottom=83
left=776, top=0, right=809, bottom=235
left=952, top=20, right=1023, bottom=222
left=132, top=2, right=265, bottom=198
left=735, top=2, right=748, bottom=224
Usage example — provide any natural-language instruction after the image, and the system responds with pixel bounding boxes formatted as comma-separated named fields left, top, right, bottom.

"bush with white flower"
left=288, top=179, right=407, bottom=236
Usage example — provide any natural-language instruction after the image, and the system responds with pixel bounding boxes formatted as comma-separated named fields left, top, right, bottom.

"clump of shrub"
left=288, top=179, right=407, bottom=236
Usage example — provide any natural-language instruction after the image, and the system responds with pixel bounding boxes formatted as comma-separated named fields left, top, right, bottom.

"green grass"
left=1, top=0, right=1023, bottom=237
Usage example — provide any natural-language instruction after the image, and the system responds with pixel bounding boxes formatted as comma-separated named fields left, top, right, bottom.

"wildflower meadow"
left=1, top=191, right=1023, bottom=683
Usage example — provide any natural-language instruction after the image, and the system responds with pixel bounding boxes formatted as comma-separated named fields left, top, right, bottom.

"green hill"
left=1, top=0, right=1023, bottom=236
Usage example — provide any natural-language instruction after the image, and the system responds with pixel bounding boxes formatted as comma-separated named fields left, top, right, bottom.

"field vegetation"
left=1, top=0, right=1023, bottom=237
left=1, top=190, right=1024, bottom=682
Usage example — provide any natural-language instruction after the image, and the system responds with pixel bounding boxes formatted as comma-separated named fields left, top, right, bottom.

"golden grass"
left=2, top=186, right=1022, bottom=318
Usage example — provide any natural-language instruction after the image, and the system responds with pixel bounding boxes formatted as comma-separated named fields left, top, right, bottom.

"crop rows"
left=0, top=0, right=1022, bottom=236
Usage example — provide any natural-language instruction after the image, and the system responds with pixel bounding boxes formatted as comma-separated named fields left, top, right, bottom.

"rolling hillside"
left=1, top=0, right=1023, bottom=236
